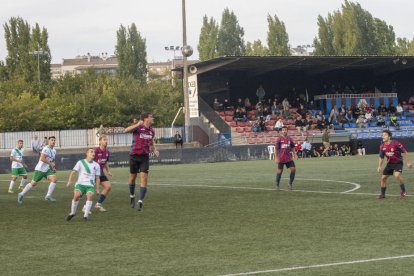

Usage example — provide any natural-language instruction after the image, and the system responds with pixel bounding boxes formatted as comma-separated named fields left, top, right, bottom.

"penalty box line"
left=220, top=254, right=414, bottom=275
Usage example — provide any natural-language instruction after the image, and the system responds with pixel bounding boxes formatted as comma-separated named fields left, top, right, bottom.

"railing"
left=198, top=97, right=231, bottom=134
left=314, top=93, right=397, bottom=100
left=0, top=127, right=185, bottom=151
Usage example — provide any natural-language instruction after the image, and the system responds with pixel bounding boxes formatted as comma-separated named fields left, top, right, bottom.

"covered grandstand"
left=187, top=56, right=414, bottom=147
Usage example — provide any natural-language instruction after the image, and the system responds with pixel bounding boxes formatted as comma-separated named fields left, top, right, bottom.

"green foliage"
left=197, top=15, right=219, bottom=61
left=314, top=1, right=397, bottom=55
left=0, top=71, right=183, bottom=131
left=3, top=17, right=51, bottom=83
left=245, top=40, right=268, bottom=56
left=266, top=14, right=290, bottom=56
left=115, top=23, right=147, bottom=82
left=216, top=8, right=245, bottom=56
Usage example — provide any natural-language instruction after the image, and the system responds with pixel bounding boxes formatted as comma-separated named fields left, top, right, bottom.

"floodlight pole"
left=182, top=0, right=191, bottom=142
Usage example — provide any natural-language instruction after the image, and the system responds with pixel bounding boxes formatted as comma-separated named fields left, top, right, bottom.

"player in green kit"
left=66, top=148, right=101, bottom=221
left=18, top=136, right=58, bottom=204
left=8, top=140, right=28, bottom=193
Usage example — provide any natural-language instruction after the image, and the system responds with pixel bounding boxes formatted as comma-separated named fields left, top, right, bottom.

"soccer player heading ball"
left=124, top=112, right=159, bottom=211
left=274, top=126, right=298, bottom=190
left=377, top=130, right=412, bottom=199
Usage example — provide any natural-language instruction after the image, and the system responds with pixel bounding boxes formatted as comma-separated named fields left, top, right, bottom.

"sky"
left=0, top=0, right=413, bottom=63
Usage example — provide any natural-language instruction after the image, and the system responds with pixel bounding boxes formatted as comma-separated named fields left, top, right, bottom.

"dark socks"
left=381, top=187, right=386, bottom=196
left=98, top=194, right=106, bottom=204
left=276, top=173, right=282, bottom=187
left=139, top=187, right=147, bottom=201
left=400, top=184, right=406, bottom=193
left=129, top=184, right=136, bottom=197
left=289, top=172, right=296, bottom=185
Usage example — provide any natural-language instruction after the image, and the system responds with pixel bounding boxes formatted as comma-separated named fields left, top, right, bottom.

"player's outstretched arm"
left=124, top=120, right=143, bottom=133
left=67, top=171, right=77, bottom=187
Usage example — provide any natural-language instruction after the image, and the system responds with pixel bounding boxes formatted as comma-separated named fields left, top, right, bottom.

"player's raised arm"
left=124, top=120, right=143, bottom=133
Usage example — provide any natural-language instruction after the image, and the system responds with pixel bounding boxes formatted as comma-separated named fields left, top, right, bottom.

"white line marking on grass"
left=219, top=254, right=414, bottom=275
left=294, top=178, right=360, bottom=193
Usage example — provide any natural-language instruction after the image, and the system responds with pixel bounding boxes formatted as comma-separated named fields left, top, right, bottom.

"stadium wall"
left=1, top=139, right=414, bottom=174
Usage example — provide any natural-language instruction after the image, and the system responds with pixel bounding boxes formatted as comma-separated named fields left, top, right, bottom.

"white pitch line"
left=220, top=254, right=414, bottom=275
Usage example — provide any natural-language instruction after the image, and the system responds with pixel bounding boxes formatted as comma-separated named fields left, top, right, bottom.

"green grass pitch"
left=1, top=154, right=414, bottom=275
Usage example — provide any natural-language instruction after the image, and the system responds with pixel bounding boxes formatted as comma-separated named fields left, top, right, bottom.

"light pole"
left=29, top=46, right=46, bottom=90
left=181, top=0, right=193, bottom=143
left=164, top=45, right=180, bottom=85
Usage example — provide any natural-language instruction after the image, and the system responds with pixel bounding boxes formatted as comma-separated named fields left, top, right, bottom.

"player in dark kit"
left=124, top=112, right=159, bottom=211
left=377, top=130, right=412, bottom=199
left=274, top=126, right=298, bottom=190
left=94, top=135, right=112, bottom=212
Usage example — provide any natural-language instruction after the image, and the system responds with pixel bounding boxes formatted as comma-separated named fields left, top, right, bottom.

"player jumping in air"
left=274, top=126, right=298, bottom=190
left=18, top=136, right=58, bottom=204
left=8, top=140, right=28, bottom=193
left=66, top=148, right=101, bottom=221
left=94, top=135, right=113, bottom=212
left=377, top=130, right=412, bottom=199
left=124, top=112, right=159, bottom=211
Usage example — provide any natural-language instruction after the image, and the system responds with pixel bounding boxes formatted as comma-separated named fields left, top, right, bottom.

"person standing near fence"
left=18, top=136, right=58, bottom=204
left=8, top=140, right=28, bottom=193
left=124, top=112, right=159, bottom=211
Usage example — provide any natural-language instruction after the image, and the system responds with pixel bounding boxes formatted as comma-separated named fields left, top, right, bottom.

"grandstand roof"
left=193, top=56, right=414, bottom=76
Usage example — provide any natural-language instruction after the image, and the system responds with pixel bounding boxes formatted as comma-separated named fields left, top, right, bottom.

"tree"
left=198, top=15, right=219, bottom=61
left=216, top=8, right=245, bottom=56
left=3, top=17, right=51, bottom=83
left=245, top=40, right=268, bottom=56
left=267, top=14, right=290, bottom=56
left=115, top=23, right=147, bottom=82
left=314, top=1, right=397, bottom=55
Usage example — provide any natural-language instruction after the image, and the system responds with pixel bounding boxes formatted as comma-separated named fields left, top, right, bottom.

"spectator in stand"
left=352, top=104, right=361, bottom=118
left=388, top=103, right=396, bottom=115
left=282, top=106, right=292, bottom=119
left=345, top=110, right=355, bottom=124
left=174, top=131, right=183, bottom=149
left=317, top=145, right=325, bottom=157
left=234, top=108, right=247, bottom=125
left=357, top=140, right=365, bottom=156
left=282, top=97, right=290, bottom=110
left=239, top=108, right=248, bottom=122
left=329, top=105, right=339, bottom=121
left=295, top=116, right=304, bottom=134
left=338, top=104, right=346, bottom=123
left=236, top=98, right=244, bottom=108
left=377, top=115, right=386, bottom=127
left=301, top=138, right=312, bottom=158
left=244, top=97, right=252, bottom=110
left=305, top=114, right=314, bottom=130
left=271, top=101, right=280, bottom=116
left=213, top=98, right=222, bottom=111
left=256, top=85, right=266, bottom=102
left=297, top=103, right=307, bottom=118
left=408, top=96, right=414, bottom=104
left=356, top=115, right=367, bottom=128
left=369, top=103, right=378, bottom=117
left=365, top=110, right=373, bottom=123
left=301, top=116, right=309, bottom=132
left=259, top=116, right=266, bottom=132
left=274, top=118, right=284, bottom=132
left=378, top=103, right=388, bottom=117
left=396, top=103, right=404, bottom=117
left=390, top=114, right=400, bottom=129
left=223, top=98, right=231, bottom=110
left=316, top=114, right=326, bottom=131
left=252, top=120, right=261, bottom=134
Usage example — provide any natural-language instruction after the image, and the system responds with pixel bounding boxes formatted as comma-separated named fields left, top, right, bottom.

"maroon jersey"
left=95, top=146, right=109, bottom=176
left=379, top=140, right=407, bottom=164
left=130, top=126, right=155, bottom=156
left=275, top=136, right=295, bottom=163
